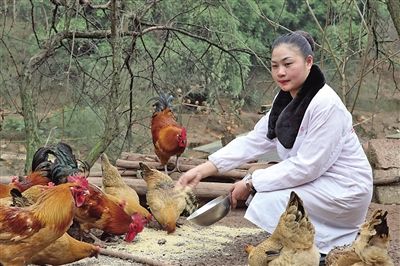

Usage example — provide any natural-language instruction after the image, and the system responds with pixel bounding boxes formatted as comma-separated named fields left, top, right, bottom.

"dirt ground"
left=64, top=203, right=399, bottom=266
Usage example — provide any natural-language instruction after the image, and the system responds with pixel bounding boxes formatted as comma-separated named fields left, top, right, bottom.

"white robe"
left=208, top=84, right=373, bottom=254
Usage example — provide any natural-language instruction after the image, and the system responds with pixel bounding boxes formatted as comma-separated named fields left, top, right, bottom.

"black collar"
left=267, top=65, right=325, bottom=148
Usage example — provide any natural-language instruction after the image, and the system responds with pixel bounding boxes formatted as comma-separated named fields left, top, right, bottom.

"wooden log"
left=115, top=159, right=248, bottom=179
left=120, top=152, right=207, bottom=165
left=116, top=159, right=195, bottom=171
left=89, top=171, right=240, bottom=183
left=3, top=172, right=398, bottom=188
left=89, top=170, right=139, bottom=178
left=119, top=152, right=275, bottom=170
left=120, top=152, right=159, bottom=162
left=87, top=177, right=232, bottom=198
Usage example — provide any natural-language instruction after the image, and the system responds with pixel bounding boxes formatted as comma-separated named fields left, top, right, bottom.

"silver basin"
left=187, top=194, right=231, bottom=226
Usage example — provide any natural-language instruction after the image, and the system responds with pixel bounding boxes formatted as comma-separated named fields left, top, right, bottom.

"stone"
left=373, top=185, right=400, bottom=204
left=373, top=168, right=400, bottom=185
left=367, top=139, right=400, bottom=169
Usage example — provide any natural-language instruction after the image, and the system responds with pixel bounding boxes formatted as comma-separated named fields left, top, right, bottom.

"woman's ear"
left=305, top=55, right=313, bottom=68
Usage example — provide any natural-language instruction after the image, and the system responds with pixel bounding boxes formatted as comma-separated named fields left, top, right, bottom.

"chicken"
left=0, top=179, right=19, bottom=198
left=47, top=142, right=90, bottom=184
left=12, top=142, right=87, bottom=192
left=29, top=233, right=100, bottom=265
left=150, top=92, right=187, bottom=173
left=0, top=176, right=89, bottom=266
left=101, top=153, right=152, bottom=220
left=325, top=209, right=393, bottom=266
left=12, top=171, right=51, bottom=192
left=353, top=210, right=393, bottom=265
left=74, top=183, right=147, bottom=243
left=245, top=191, right=320, bottom=266
left=0, top=185, right=50, bottom=207
left=139, top=162, right=197, bottom=234
left=325, top=245, right=361, bottom=266
left=11, top=144, right=61, bottom=192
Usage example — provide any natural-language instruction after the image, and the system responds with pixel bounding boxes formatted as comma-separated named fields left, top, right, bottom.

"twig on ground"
left=352, top=114, right=376, bottom=127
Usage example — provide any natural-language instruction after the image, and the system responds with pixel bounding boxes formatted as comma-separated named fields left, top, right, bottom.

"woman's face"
left=271, top=44, right=313, bottom=97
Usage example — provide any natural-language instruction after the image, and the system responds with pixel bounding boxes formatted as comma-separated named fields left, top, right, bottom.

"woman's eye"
left=285, top=63, right=292, bottom=67
left=271, top=65, right=278, bottom=69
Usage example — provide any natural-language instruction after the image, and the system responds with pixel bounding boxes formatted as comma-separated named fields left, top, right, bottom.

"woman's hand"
left=176, top=161, right=218, bottom=189
left=229, top=180, right=251, bottom=209
left=176, top=167, right=204, bottom=188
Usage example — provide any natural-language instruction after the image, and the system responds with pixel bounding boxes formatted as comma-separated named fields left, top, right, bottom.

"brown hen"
left=326, top=209, right=393, bottom=266
left=101, top=153, right=152, bottom=220
left=0, top=176, right=89, bottom=266
left=29, top=233, right=100, bottom=265
left=139, top=162, right=197, bottom=234
left=74, top=183, right=147, bottom=243
left=245, top=191, right=320, bottom=266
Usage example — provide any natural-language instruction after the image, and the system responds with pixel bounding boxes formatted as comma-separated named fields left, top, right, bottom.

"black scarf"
left=267, top=65, right=325, bottom=148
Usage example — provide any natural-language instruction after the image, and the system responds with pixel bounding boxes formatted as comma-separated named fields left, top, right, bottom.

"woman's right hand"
left=177, top=167, right=204, bottom=188
left=176, top=161, right=218, bottom=189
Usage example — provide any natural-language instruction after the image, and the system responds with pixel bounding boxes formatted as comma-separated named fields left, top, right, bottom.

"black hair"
left=272, top=30, right=315, bottom=58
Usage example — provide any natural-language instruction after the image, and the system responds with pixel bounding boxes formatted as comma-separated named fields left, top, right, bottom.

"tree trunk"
left=84, top=0, right=125, bottom=167
left=19, top=73, right=41, bottom=174
left=18, top=32, right=68, bottom=173
left=387, top=0, right=400, bottom=38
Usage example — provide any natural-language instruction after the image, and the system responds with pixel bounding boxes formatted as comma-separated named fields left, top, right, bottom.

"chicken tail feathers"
left=265, top=249, right=281, bottom=258
left=10, top=188, right=32, bottom=207
left=150, top=92, right=174, bottom=113
left=373, top=210, right=389, bottom=237
left=287, top=191, right=305, bottom=221
left=49, top=142, right=80, bottom=184
left=138, top=162, right=154, bottom=180
left=182, top=188, right=198, bottom=217
left=31, top=147, right=54, bottom=173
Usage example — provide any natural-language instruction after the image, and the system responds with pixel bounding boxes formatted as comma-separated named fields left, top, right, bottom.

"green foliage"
left=40, top=106, right=103, bottom=147
left=2, top=0, right=398, bottom=159
left=2, top=117, right=25, bottom=132
left=133, top=1, right=256, bottom=100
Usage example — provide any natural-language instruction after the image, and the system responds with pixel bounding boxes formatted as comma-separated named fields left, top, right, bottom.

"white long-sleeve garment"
left=208, top=84, right=373, bottom=254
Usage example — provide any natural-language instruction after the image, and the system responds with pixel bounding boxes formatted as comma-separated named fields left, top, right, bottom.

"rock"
left=367, top=139, right=400, bottom=169
left=373, top=169, right=400, bottom=185
left=373, top=185, right=400, bottom=204
left=386, top=132, right=400, bottom=139
left=367, top=139, right=400, bottom=204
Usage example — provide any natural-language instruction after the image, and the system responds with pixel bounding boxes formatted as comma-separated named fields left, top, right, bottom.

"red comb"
left=181, top=127, right=187, bottom=138
left=67, top=175, right=89, bottom=189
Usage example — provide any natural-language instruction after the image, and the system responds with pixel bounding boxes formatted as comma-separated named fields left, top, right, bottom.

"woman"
left=177, top=31, right=373, bottom=255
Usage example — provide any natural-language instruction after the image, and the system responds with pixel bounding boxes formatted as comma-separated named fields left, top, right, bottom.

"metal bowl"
left=187, top=194, right=231, bottom=226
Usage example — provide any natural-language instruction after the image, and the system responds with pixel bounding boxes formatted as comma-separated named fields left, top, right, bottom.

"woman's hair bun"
left=294, top=30, right=315, bottom=52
